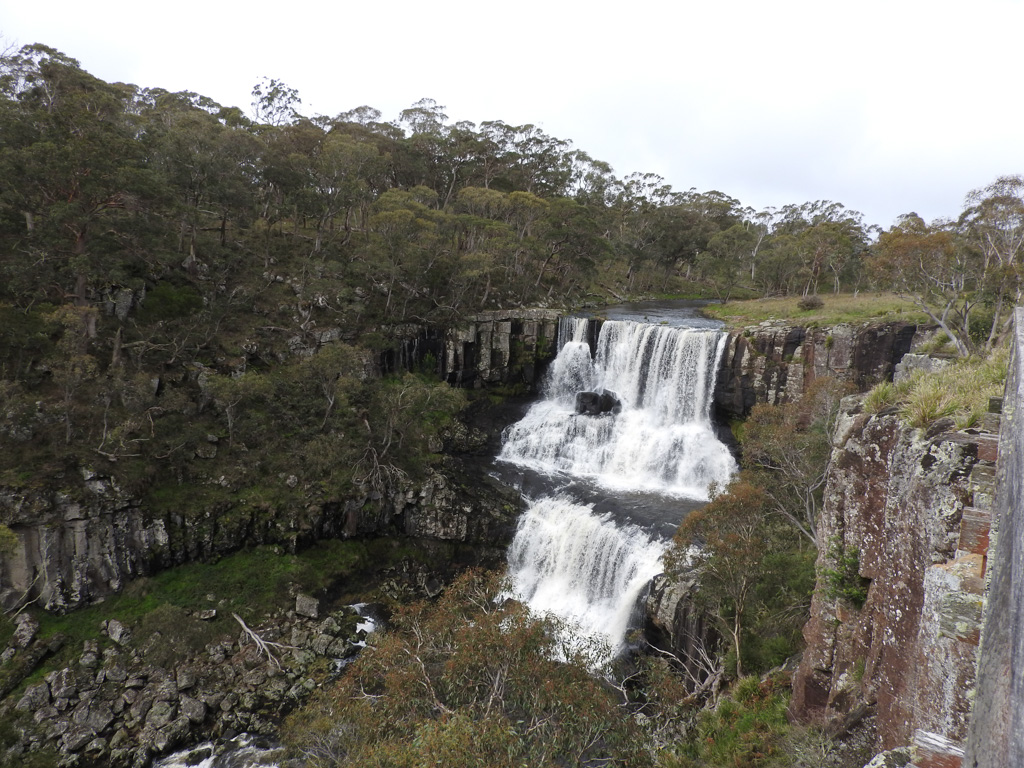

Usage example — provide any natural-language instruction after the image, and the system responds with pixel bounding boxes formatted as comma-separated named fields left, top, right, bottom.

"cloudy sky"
left=2, top=0, right=1021, bottom=229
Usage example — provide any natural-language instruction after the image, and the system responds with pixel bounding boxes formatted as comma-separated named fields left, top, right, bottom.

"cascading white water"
left=507, top=495, right=667, bottom=659
left=500, top=318, right=735, bottom=498
left=500, top=315, right=735, bottom=660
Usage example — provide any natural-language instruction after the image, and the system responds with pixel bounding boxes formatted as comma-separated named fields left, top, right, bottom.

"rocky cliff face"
left=644, top=318, right=924, bottom=683
left=791, top=398, right=997, bottom=764
left=0, top=461, right=521, bottom=614
left=383, top=309, right=560, bottom=390
left=963, top=308, right=1024, bottom=768
left=715, top=321, right=919, bottom=418
left=0, top=310, right=555, bottom=615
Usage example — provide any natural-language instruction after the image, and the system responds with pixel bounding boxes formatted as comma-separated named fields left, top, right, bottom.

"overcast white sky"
left=3, top=0, right=1022, bottom=229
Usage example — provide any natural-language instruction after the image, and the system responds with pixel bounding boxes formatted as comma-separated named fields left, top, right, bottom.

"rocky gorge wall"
left=0, top=462, right=522, bottom=615
left=0, top=304, right=931, bottom=619
left=789, top=397, right=999, bottom=766
left=0, top=308, right=560, bottom=614
left=715, top=320, right=920, bottom=418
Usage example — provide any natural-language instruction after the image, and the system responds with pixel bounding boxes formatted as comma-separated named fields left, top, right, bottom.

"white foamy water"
left=499, top=318, right=735, bottom=499
left=507, top=495, right=666, bottom=660
left=502, top=315, right=735, bottom=659
left=153, top=734, right=284, bottom=768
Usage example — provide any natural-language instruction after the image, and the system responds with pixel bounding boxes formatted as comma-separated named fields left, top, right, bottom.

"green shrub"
left=136, top=283, right=203, bottom=323
left=797, top=295, right=824, bottom=312
left=664, top=675, right=792, bottom=768
left=822, top=537, right=870, bottom=608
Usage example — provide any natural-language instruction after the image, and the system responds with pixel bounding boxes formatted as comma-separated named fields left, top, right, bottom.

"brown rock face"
left=791, top=400, right=995, bottom=755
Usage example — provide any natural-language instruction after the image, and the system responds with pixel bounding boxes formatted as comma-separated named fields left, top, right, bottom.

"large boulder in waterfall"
left=574, top=390, right=622, bottom=416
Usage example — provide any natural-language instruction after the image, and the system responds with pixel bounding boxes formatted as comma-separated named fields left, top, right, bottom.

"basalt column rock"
left=1, top=455, right=523, bottom=613
left=715, top=321, right=919, bottom=418
left=384, top=309, right=560, bottom=390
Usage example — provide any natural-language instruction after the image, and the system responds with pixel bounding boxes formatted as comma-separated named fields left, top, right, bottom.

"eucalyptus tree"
left=0, top=44, right=163, bottom=316
left=698, top=223, right=758, bottom=301
left=298, top=131, right=386, bottom=255
left=959, top=175, right=1024, bottom=347
left=250, top=77, right=302, bottom=126
left=140, top=88, right=259, bottom=258
left=872, top=214, right=977, bottom=356
left=645, top=188, right=744, bottom=283
left=773, top=201, right=870, bottom=296
left=605, top=172, right=676, bottom=290
left=474, top=120, right=577, bottom=197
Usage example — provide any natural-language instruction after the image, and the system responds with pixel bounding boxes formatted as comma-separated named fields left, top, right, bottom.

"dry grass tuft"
left=863, top=347, right=1008, bottom=429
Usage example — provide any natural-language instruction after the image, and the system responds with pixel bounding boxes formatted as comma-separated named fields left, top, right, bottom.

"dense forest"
left=2, top=43, right=1019, bottom=486
left=1, top=41, right=1023, bottom=768
left=0, top=43, right=881, bottom=501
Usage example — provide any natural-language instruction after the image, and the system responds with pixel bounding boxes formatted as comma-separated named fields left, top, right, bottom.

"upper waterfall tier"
left=499, top=318, right=736, bottom=500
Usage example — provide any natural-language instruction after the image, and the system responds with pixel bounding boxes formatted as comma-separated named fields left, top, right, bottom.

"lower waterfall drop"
left=501, top=311, right=735, bottom=659
left=507, top=495, right=667, bottom=659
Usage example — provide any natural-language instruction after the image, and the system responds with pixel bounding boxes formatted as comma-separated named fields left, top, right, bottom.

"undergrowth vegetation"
left=284, top=569, right=652, bottom=768
left=864, top=347, right=1009, bottom=428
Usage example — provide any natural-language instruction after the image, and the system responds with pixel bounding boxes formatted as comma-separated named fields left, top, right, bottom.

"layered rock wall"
left=963, top=308, right=1024, bottom=768
left=715, top=321, right=919, bottom=418
left=791, top=400, right=998, bottom=761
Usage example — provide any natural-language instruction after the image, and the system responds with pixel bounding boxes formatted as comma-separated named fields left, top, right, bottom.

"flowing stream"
left=499, top=307, right=735, bottom=660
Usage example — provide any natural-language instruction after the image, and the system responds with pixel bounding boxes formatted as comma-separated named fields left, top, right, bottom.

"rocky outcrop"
left=574, top=390, right=622, bottom=416
left=964, top=308, right=1024, bottom=768
left=790, top=398, right=998, bottom=760
left=715, top=321, right=919, bottom=418
left=644, top=574, right=719, bottom=693
left=0, top=461, right=522, bottom=614
left=4, top=598, right=377, bottom=767
left=383, top=309, right=561, bottom=390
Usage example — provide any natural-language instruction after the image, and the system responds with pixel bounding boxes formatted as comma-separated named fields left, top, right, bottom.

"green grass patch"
left=25, top=538, right=425, bottom=683
left=703, top=293, right=928, bottom=329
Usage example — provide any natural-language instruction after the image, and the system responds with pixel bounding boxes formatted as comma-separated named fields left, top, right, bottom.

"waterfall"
left=507, top=495, right=667, bottom=659
left=500, top=316, right=735, bottom=659
left=499, top=319, right=735, bottom=499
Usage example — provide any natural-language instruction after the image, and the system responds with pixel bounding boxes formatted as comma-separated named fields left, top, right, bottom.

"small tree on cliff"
left=741, top=377, right=849, bottom=548
left=671, top=478, right=772, bottom=680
